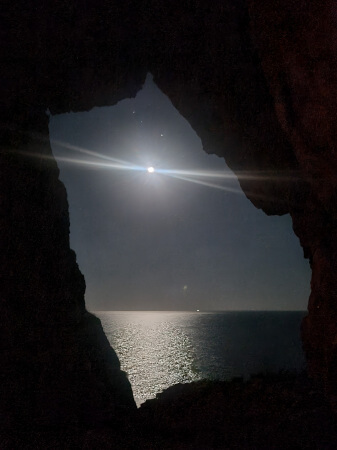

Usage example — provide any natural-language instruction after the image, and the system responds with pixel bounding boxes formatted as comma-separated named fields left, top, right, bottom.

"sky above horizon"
left=49, top=74, right=311, bottom=311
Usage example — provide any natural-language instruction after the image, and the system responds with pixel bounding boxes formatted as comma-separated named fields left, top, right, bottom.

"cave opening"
left=49, top=73, right=311, bottom=405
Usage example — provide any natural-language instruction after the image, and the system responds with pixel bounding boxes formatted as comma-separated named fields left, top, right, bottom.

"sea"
left=94, top=311, right=307, bottom=407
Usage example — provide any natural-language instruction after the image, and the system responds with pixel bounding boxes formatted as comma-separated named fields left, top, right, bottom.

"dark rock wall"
left=247, top=0, right=337, bottom=399
left=1, top=118, right=136, bottom=427
left=1, top=0, right=145, bottom=427
left=2, top=0, right=337, bottom=420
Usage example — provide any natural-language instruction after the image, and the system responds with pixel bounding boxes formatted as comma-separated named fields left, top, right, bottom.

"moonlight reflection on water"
left=95, top=310, right=306, bottom=407
left=96, top=311, right=201, bottom=406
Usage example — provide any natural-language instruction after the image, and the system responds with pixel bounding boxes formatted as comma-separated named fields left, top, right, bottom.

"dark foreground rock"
left=138, top=373, right=337, bottom=449
left=3, top=373, right=337, bottom=449
left=1, top=127, right=137, bottom=426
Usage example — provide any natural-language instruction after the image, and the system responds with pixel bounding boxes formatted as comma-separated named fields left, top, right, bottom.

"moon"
left=147, top=166, right=155, bottom=173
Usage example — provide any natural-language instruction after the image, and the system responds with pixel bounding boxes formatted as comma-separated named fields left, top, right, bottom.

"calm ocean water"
left=95, top=311, right=306, bottom=406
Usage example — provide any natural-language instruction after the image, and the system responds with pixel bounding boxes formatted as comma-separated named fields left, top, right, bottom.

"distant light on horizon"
left=147, top=166, right=155, bottom=173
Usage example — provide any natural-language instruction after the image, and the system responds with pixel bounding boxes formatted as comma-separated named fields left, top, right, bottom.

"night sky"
left=49, top=74, right=310, bottom=311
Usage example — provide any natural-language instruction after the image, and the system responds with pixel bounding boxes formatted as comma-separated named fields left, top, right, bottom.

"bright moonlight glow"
left=147, top=166, right=155, bottom=173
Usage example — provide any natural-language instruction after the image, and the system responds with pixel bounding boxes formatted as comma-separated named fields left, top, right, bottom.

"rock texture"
left=247, top=0, right=337, bottom=401
left=1, top=122, right=136, bottom=427
left=1, top=0, right=337, bottom=423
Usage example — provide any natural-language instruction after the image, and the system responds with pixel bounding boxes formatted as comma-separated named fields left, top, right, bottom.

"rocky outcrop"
left=138, top=374, right=336, bottom=449
left=2, top=0, right=337, bottom=422
left=247, top=0, right=337, bottom=400
left=1, top=121, right=136, bottom=427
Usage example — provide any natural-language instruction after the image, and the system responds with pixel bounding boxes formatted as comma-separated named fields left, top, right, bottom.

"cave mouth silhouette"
left=48, top=73, right=310, bottom=402
left=2, top=0, right=337, bottom=435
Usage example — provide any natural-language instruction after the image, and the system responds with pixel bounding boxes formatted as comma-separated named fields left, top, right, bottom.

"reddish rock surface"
left=248, top=0, right=337, bottom=399
left=1, top=0, right=337, bottom=425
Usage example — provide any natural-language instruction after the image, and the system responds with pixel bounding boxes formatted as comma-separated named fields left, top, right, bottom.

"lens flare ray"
left=51, top=139, right=137, bottom=168
left=20, top=139, right=299, bottom=195
left=52, top=155, right=145, bottom=172
left=165, top=173, right=243, bottom=194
